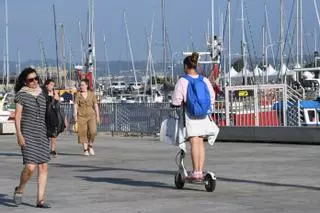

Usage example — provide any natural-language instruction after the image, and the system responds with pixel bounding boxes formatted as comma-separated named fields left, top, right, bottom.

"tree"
left=232, top=58, right=244, bottom=72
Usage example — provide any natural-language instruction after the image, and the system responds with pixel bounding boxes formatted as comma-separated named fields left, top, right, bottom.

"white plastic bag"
left=160, top=111, right=186, bottom=146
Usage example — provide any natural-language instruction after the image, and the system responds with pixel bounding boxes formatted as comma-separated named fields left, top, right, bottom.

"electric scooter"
left=174, top=149, right=216, bottom=192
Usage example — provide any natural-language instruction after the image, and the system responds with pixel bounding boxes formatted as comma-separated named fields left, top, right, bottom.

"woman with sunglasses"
left=13, top=68, right=51, bottom=208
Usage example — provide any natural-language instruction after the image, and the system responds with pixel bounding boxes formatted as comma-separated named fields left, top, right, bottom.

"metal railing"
left=60, top=84, right=308, bottom=136
left=224, top=84, right=288, bottom=127
left=61, top=103, right=172, bottom=135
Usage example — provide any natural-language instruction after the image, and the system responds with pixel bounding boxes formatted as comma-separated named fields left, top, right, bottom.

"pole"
left=315, top=28, right=318, bottom=52
left=280, top=0, right=284, bottom=72
left=228, top=0, right=231, bottom=86
left=212, top=0, right=214, bottom=40
left=241, top=0, right=247, bottom=85
left=300, top=0, right=303, bottom=65
left=123, top=11, right=138, bottom=87
left=53, top=5, right=60, bottom=87
left=296, top=0, right=299, bottom=65
left=5, top=0, right=9, bottom=88
left=314, top=0, right=320, bottom=31
left=18, top=49, right=21, bottom=73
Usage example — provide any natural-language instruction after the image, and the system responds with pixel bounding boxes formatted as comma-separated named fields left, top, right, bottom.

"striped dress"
left=15, top=90, right=50, bottom=165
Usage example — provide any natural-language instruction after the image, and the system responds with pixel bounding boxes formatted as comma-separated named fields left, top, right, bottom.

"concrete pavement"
left=0, top=135, right=319, bottom=213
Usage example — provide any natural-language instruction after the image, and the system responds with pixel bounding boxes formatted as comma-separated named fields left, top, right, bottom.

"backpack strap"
left=182, top=74, right=203, bottom=83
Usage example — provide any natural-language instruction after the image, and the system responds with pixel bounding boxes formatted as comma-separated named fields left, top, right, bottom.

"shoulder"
left=202, top=77, right=211, bottom=83
left=15, top=90, right=27, bottom=98
left=176, top=77, right=189, bottom=85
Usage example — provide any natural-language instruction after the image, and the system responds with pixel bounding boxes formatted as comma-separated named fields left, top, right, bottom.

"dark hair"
left=45, top=79, right=55, bottom=86
left=80, top=79, right=90, bottom=90
left=14, top=67, right=39, bottom=93
left=183, top=52, right=199, bottom=70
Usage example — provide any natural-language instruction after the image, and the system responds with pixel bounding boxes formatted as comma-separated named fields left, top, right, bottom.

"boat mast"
left=296, top=0, right=299, bottom=66
left=228, top=0, right=232, bottom=86
left=103, top=34, right=112, bottom=93
left=60, top=24, right=67, bottom=88
left=161, top=0, right=169, bottom=80
left=300, top=0, right=303, bottom=66
left=53, top=4, right=60, bottom=87
left=314, top=0, right=320, bottom=31
left=241, top=0, right=248, bottom=85
left=211, top=0, right=214, bottom=43
left=2, top=40, right=6, bottom=86
left=280, top=0, right=284, bottom=72
left=5, top=0, right=9, bottom=88
left=17, top=49, right=21, bottom=74
left=123, top=11, right=138, bottom=87
left=265, top=2, right=275, bottom=65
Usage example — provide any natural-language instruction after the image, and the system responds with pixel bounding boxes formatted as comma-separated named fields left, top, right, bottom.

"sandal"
left=13, top=186, right=23, bottom=205
left=36, top=200, right=51, bottom=208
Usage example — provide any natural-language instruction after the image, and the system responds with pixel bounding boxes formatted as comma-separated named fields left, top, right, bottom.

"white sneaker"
left=88, top=147, right=95, bottom=156
left=83, top=150, right=89, bottom=156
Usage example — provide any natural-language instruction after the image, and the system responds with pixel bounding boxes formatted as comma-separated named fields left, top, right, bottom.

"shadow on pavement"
left=75, top=176, right=204, bottom=192
left=55, top=152, right=84, bottom=157
left=0, top=194, right=17, bottom=207
left=218, top=177, right=320, bottom=191
left=0, top=152, right=21, bottom=157
left=53, top=163, right=175, bottom=176
left=76, top=176, right=174, bottom=189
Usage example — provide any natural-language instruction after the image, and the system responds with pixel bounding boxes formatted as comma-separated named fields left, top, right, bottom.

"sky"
left=0, top=0, right=319, bottom=63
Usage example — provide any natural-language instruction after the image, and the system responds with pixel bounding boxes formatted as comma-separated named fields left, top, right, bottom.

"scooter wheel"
left=174, top=172, right=185, bottom=189
left=204, top=174, right=216, bottom=192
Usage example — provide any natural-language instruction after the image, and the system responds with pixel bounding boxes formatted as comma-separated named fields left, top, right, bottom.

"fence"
left=61, top=103, right=172, bottom=135
left=61, top=84, right=306, bottom=136
left=213, top=84, right=302, bottom=127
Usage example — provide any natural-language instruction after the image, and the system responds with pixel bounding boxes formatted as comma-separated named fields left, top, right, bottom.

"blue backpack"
left=183, top=75, right=212, bottom=117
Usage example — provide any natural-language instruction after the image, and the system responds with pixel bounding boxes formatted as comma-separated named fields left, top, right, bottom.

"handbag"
left=72, top=122, right=78, bottom=133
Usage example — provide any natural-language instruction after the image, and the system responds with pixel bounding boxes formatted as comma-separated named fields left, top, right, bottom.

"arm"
left=15, top=103, right=25, bottom=147
left=73, top=103, right=78, bottom=122
left=204, top=78, right=216, bottom=105
left=171, top=79, right=185, bottom=106
left=73, top=93, right=78, bottom=122
left=92, top=94, right=100, bottom=124
left=95, top=103, right=100, bottom=124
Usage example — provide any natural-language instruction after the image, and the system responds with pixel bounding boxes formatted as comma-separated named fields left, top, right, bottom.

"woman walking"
left=171, top=52, right=215, bottom=180
left=13, top=68, right=51, bottom=208
left=43, top=79, right=67, bottom=158
left=73, top=79, right=100, bottom=156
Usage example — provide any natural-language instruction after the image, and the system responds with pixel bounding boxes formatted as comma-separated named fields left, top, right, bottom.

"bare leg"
left=83, top=143, right=88, bottom=151
left=50, top=137, right=57, bottom=151
left=190, top=137, right=200, bottom=172
left=37, top=163, right=48, bottom=203
left=16, top=164, right=37, bottom=193
left=198, top=137, right=205, bottom=172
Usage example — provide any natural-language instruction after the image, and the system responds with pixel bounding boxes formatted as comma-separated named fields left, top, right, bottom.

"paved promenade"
left=0, top=135, right=319, bottom=213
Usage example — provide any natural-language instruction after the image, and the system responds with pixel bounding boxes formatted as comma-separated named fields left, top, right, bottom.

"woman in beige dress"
left=73, top=79, right=100, bottom=156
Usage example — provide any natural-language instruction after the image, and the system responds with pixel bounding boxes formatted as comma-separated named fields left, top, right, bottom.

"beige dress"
left=74, top=91, right=97, bottom=144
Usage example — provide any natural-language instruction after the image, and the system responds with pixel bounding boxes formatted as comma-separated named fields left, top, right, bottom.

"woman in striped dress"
left=13, top=68, right=51, bottom=208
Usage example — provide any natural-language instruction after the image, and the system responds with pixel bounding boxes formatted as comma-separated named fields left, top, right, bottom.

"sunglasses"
left=26, top=76, right=39, bottom=83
